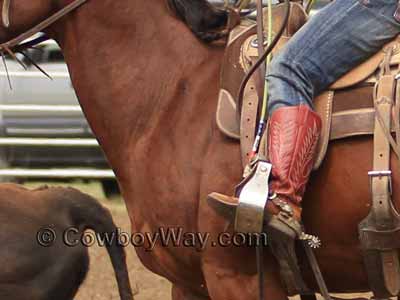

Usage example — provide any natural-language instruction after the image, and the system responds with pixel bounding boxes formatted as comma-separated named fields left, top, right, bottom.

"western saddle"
left=210, top=2, right=400, bottom=299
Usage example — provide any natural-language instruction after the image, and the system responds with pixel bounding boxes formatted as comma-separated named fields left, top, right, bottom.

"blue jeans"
left=266, top=0, right=400, bottom=114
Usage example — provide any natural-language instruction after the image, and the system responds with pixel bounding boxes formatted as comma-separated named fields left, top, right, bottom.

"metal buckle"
left=235, top=159, right=272, bottom=233
left=368, top=170, right=392, bottom=195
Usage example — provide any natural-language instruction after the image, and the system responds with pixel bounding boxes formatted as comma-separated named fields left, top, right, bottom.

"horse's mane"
left=167, top=0, right=228, bottom=43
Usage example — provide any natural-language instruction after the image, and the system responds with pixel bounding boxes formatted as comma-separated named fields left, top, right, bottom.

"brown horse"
left=0, top=0, right=392, bottom=299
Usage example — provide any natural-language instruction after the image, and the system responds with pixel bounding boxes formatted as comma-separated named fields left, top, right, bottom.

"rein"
left=0, top=0, right=87, bottom=53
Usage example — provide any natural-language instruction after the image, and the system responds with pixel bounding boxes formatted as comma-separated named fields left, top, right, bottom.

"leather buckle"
left=368, top=170, right=392, bottom=195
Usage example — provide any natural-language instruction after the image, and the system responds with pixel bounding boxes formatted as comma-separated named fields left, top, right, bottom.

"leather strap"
left=362, top=50, right=400, bottom=297
left=313, top=91, right=333, bottom=170
left=302, top=241, right=332, bottom=300
left=240, top=72, right=258, bottom=167
left=372, top=79, right=395, bottom=232
left=374, top=74, right=400, bottom=297
left=0, top=0, right=87, bottom=52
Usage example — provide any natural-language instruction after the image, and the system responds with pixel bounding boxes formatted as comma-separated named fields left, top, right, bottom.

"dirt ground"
left=72, top=201, right=373, bottom=300
left=22, top=181, right=379, bottom=300
left=74, top=201, right=172, bottom=300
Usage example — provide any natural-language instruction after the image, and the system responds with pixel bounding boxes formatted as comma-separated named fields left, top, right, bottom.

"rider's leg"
left=265, top=0, right=400, bottom=224
left=268, top=0, right=400, bottom=112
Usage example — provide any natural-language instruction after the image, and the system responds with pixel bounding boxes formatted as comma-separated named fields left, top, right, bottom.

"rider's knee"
left=266, top=51, right=314, bottom=114
left=267, top=48, right=303, bottom=81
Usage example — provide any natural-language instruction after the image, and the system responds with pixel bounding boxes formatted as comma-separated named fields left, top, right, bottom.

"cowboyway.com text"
left=36, top=226, right=268, bottom=251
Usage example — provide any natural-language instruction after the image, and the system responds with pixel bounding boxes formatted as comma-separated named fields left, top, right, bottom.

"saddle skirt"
left=217, top=2, right=400, bottom=170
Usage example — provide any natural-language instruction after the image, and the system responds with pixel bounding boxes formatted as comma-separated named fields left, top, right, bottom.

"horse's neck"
left=54, top=0, right=224, bottom=180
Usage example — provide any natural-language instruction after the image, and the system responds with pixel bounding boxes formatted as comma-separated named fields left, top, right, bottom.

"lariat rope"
left=306, top=0, right=316, bottom=14
left=261, top=0, right=273, bottom=120
left=249, top=0, right=273, bottom=160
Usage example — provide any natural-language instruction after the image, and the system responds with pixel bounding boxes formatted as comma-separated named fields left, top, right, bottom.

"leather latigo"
left=268, top=105, right=322, bottom=205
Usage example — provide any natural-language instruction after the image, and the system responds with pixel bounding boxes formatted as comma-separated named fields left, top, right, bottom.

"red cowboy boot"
left=207, top=105, right=321, bottom=238
left=265, top=105, right=321, bottom=239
